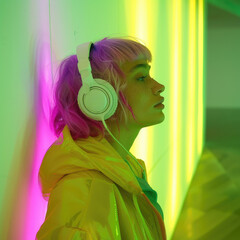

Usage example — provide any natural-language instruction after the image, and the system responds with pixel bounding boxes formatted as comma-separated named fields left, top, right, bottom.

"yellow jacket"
left=36, top=125, right=167, bottom=239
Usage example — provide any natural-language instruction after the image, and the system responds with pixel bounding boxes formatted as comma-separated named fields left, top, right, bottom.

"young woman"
left=36, top=37, right=167, bottom=239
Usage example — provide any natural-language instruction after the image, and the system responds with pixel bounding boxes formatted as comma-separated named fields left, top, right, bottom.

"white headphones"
left=76, top=41, right=146, bottom=180
left=76, top=42, right=118, bottom=121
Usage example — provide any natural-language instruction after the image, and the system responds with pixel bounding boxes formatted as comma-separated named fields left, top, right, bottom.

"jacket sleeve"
left=36, top=172, right=121, bottom=240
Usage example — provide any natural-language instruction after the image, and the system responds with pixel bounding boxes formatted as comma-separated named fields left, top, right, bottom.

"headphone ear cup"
left=78, top=78, right=118, bottom=121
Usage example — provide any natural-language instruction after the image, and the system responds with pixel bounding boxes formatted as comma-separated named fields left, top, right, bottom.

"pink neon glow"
left=22, top=1, right=57, bottom=239
left=23, top=42, right=56, bottom=240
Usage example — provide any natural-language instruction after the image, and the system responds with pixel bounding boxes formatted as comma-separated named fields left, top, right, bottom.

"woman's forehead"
left=120, top=54, right=148, bottom=73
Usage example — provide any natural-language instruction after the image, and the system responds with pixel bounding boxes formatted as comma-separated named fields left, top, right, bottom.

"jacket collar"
left=39, top=125, right=143, bottom=199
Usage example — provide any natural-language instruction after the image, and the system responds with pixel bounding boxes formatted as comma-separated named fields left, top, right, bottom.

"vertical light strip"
left=136, top=0, right=148, bottom=42
left=197, top=0, right=204, bottom=155
left=142, top=0, right=158, bottom=183
left=135, top=0, right=149, bottom=178
left=169, top=0, right=182, bottom=222
left=126, top=0, right=157, bottom=182
left=186, top=0, right=196, bottom=183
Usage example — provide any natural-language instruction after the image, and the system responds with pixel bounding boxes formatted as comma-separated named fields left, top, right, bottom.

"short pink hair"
left=50, top=36, right=152, bottom=140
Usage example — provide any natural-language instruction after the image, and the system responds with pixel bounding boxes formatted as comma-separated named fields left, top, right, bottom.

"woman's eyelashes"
left=137, top=75, right=147, bottom=81
left=138, top=72, right=152, bottom=81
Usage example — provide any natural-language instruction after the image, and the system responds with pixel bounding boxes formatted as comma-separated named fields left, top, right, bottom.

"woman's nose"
left=152, top=82, right=165, bottom=95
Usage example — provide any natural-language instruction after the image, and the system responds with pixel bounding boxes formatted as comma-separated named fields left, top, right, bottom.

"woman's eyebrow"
left=129, top=64, right=151, bottom=73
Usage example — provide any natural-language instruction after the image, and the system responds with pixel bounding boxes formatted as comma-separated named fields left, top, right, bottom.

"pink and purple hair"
left=50, top=36, right=152, bottom=140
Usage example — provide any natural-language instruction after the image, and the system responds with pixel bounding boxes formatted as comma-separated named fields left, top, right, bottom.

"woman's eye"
left=137, top=76, right=147, bottom=81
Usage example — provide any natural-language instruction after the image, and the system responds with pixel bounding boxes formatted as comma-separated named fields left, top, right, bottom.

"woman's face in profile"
left=120, top=54, right=165, bottom=129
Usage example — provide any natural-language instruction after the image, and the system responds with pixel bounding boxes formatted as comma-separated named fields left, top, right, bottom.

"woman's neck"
left=104, top=122, right=140, bottom=160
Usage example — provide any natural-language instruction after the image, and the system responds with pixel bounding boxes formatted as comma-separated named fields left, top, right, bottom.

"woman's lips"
left=154, top=97, right=164, bottom=107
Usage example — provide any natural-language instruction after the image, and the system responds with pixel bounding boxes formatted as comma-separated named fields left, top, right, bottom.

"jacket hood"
left=38, top=125, right=147, bottom=200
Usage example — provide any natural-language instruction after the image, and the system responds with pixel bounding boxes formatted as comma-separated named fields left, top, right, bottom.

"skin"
left=105, top=54, right=165, bottom=160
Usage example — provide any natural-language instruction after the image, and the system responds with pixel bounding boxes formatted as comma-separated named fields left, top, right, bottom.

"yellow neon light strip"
left=187, top=0, right=196, bottom=183
left=169, top=0, right=182, bottom=222
left=198, top=0, right=204, bottom=155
